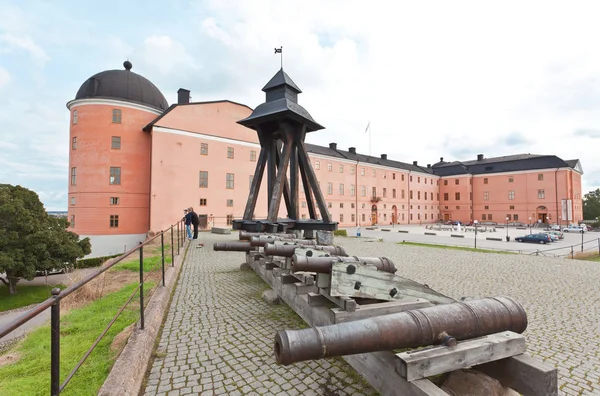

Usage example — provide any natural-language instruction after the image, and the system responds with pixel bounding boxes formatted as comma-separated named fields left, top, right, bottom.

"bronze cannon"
left=239, top=231, right=297, bottom=241
left=249, top=236, right=318, bottom=247
left=292, top=255, right=396, bottom=274
left=274, top=297, right=527, bottom=365
left=264, top=244, right=348, bottom=258
left=213, top=241, right=256, bottom=252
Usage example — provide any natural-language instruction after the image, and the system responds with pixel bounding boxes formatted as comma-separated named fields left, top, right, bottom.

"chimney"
left=329, top=142, right=337, bottom=150
left=440, top=157, right=444, bottom=162
left=477, top=154, right=484, bottom=161
left=381, top=154, right=387, bottom=160
left=349, top=147, right=356, bottom=154
left=427, top=164, right=431, bottom=168
left=177, top=88, right=190, bottom=104
left=413, top=161, right=418, bottom=166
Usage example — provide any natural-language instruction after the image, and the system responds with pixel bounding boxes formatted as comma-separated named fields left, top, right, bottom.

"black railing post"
left=50, top=288, right=61, bottom=396
left=177, top=222, right=180, bottom=255
left=161, top=232, right=165, bottom=287
left=181, top=220, right=185, bottom=247
left=571, top=245, right=574, bottom=259
left=170, top=225, right=174, bottom=267
left=139, top=245, right=145, bottom=330
left=581, top=230, right=584, bottom=253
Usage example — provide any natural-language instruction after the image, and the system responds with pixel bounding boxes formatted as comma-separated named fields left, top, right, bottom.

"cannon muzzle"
left=239, top=231, right=296, bottom=241
left=274, top=296, right=527, bottom=365
left=264, top=244, right=348, bottom=257
left=213, top=242, right=255, bottom=252
left=291, top=255, right=396, bottom=274
left=250, top=236, right=318, bottom=247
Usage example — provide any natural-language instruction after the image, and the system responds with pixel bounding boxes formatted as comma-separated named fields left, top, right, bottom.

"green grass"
left=398, top=241, right=514, bottom=254
left=0, top=284, right=67, bottom=313
left=111, top=244, right=173, bottom=273
left=0, top=282, right=154, bottom=396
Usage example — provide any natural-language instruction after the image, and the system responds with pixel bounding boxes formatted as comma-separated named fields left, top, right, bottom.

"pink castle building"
left=67, top=62, right=584, bottom=257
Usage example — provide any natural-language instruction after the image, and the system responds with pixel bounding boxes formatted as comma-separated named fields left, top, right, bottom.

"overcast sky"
left=1, top=0, right=599, bottom=210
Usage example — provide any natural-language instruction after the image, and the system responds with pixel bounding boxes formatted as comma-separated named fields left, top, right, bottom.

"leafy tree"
left=583, top=188, right=600, bottom=221
left=0, top=184, right=91, bottom=295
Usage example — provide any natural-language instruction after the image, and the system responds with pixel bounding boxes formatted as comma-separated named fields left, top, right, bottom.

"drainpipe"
left=407, top=171, right=411, bottom=224
left=471, top=175, right=474, bottom=222
left=355, top=160, right=359, bottom=226
left=554, top=167, right=560, bottom=225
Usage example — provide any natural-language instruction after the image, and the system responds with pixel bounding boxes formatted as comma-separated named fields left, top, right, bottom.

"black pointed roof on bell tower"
left=238, top=68, right=324, bottom=132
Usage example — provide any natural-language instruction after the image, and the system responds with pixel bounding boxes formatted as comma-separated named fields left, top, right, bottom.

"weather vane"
left=274, top=46, right=283, bottom=68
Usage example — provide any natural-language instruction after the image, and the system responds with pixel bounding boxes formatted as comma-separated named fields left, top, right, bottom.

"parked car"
left=562, top=225, right=587, bottom=233
left=539, top=232, right=559, bottom=242
left=508, top=222, right=525, bottom=227
left=544, top=230, right=564, bottom=240
left=514, top=234, right=552, bottom=244
left=549, top=225, right=562, bottom=231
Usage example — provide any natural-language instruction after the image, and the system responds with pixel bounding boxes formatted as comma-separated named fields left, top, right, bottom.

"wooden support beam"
left=264, top=262, right=277, bottom=270
left=395, top=332, right=527, bottom=382
left=280, top=274, right=298, bottom=284
left=267, top=139, right=277, bottom=211
left=274, top=140, right=292, bottom=218
left=307, top=292, right=329, bottom=307
left=243, top=144, right=268, bottom=220
left=267, top=127, right=294, bottom=221
left=297, top=141, right=331, bottom=222
left=298, top=156, right=317, bottom=219
left=294, top=282, right=317, bottom=295
left=330, top=298, right=431, bottom=324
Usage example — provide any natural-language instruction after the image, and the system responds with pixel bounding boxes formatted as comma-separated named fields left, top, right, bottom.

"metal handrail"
left=0, top=219, right=187, bottom=395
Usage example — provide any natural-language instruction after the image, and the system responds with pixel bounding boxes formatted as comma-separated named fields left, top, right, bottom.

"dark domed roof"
left=74, top=62, right=169, bottom=111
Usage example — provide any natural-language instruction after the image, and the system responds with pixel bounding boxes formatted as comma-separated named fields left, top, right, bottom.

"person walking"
left=183, top=209, right=192, bottom=240
left=190, top=207, right=200, bottom=240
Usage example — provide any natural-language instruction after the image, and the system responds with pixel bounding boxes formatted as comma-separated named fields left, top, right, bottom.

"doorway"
left=444, top=213, right=450, bottom=221
left=392, top=205, right=398, bottom=224
left=371, top=205, right=378, bottom=225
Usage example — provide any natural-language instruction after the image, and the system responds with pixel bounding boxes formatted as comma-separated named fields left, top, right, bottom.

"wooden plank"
left=297, top=141, right=331, bottom=222
left=307, top=292, right=328, bottom=307
left=330, top=262, right=455, bottom=305
left=264, top=262, right=277, bottom=270
left=243, top=143, right=268, bottom=220
left=395, top=332, right=527, bottom=382
left=476, top=353, right=558, bottom=396
left=294, top=282, right=317, bottom=295
left=281, top=274, right=298, bottom=284
left=267, top=134, right=293, bottom=221
left=330, top=298, right=431, bottom=324
left=316, top=273, right=330, bottom=288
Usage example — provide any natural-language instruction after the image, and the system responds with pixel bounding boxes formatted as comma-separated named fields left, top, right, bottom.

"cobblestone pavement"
left=143, top=235, right=377, bottom=396
left=333, top=237, right=600, bottom=396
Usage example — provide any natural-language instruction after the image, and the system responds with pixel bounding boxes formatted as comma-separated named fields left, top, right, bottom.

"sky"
left=1, top=0, right=600, bottom=211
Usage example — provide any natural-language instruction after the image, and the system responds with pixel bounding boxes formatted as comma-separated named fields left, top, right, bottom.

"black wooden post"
left=50, top=288, right=61, bottom=396
left=161, top=232, right=165, bottom=287
left=177, top=222, right=180, bottom=255
left=170, top=225, right=174, bottom=267
left=139, top=245, right=144, bottom=330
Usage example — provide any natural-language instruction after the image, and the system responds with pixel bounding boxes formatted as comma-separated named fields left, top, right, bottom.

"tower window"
left=199, top=171, right=208, bottom=188
left=110, top=197, right=120, bottom=205
left=110, top=215, right=119, bottom=228
left=72, top=110, right=78, bottom=124
left=201, top=143, right=208, bottom=155
left=72, top=137, right=77, bottom=150
left=109, top=167, right=121, bottom=185
left=227, top=147, right=234, bottom=159
left=112, top=109, right=122, bottom=123
left=71, top=167, right=76, bottom=185
left=111, top=136, right=121, bottom=149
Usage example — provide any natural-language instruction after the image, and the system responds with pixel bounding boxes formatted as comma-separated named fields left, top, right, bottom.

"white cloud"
left=0, top=66, right=10, bottom=87
left=0, top=33, right=50, bottom=65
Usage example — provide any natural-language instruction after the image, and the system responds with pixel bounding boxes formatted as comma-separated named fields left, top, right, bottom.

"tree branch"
left=0, top=277, right=8, bottom=287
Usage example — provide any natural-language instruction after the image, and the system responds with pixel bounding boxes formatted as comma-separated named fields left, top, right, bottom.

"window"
left=402, top=190, right=405, bottom=199
left=410, top=176, right=413, bottom=182
left=350, top=185, right=355, bottom=196
left=70, top=215, right=75, bottom=228
left=227, top=215, right=233, bottom=225
left=488, top=214, right=493, bottom=220
left=302, top=201, right=306, bottom=208
left=339, top=184, right=344, bottom=195
left=112, top=109, right=121, bottom=123
left=437, top=193, right=439, bottom=201
left=339, top=165, right=344, bottom=173
left=418, top=177, right=420, bottom=183
left=351, top=214, right=355, bottom=222
left=508, top=190, right=515, bottom=200
left=327, top=202, right=332, bottom=208
left=538, top=174, right=544, bottom=181
left=507, top=214, right=512, bottom=221
left=111, top=136, right=121, bottom=149
left=417, top=191, right=421, bottom=199
left=199, top=171, right=208, bottom=188
left=362, top=203, right=366, bottom=209
left=340, top=203, right=345, bottom=209
left=351, top=203, right=355, bottom=209
left=425, top=213, right=428, bottom=220
left=482, top=214, right=487, bottom=220
left=384, top=214, right=387, bottom=221
left=72, top=137, right=77, bottom=150
left=110, top=215, right=119, bottom=228
left=372, top=187, right=377, bottom=198
left=226, top=173, right=234, bottom=189
left=227, top=147, right=234, bottom=159
left=485, top=205, right=489, bottom=210
left=469, top=192, right=473, bottom=200
left=444, top=180, right=448, bottom=186
left=201, top=143, right=208, bottom=155
left=350, top=167, right=355, bottom=175
left=227, top=199, right=233, bottom=207
left=383, top=188, right=387, bottom=198
left=200, top=198, right=207, bottom=206
left=70, top=167, right=76, bottom=185
left=249, top=175, right=253, bottom=189
left=362, top=214, right=366, bottom=222
left=372, top=170, right=376, bottom=177
left=456, top=206, right=460, bottom=210
left=361, top=186, right=366, bottom=197
left=484, top=191, right=489, bottom=200
left=72, top=110, right=78, bottom=124
left=538, top=189, right=545, bottom=199
left=393, top=189, right=396, bottom=199
left=443, top=193, right=448, bottom=201
left=508, top=177, right=514, bottom=183
left=425, top=178, right=427, bottom=184
left=315, top=161, right=320, bottom=170
left=250, top=150, right=256, bottom=161
left=340, top=214, right=344, bottom=222
left=109, top=167, right=121, bottom=185
left=483, top=178, right=488, bottom=184
left=70, top=197, right=75, bottom=205
left=361, top=168, right=365, bottom=176
left=514, top=214, right=519, bottom=221
left=327, top=182, right=333, bottom=195
left=401, top=174, right=405, bottom=181
left=455, top=192, right=460, bottom=200
left=327, top=163, right=332, bottom=171
left=509, top=205, right=514, bottom=210
left=410, top=190, right=413, bottom=199
left=455, top=179, right=459, bottom=185
left=393, top=173, right=396, bottom=180
left=110, top=197, right=120, bottom=205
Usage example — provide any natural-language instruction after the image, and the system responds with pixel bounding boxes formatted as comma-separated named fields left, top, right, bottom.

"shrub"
left=75, top=254, right=120, bottom=269
left=333, top=229, right=348, bottom=237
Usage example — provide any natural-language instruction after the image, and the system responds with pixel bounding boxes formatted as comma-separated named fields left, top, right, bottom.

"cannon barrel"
left=274, top=296, right=527, bottom=365
left=213, top=242, right=255, bottom=252
left=292, top=255, right=396, bottom=274
left=250, top=236, right=318, bottom=247
left=239, top=231, right=296, bottom=241
left=264, top=244, right=348, bottom=257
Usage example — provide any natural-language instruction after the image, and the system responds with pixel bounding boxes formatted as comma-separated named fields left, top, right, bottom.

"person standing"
left=190, top=207, right=200, bottom=240
left=183, top=209, right=192, bottom=240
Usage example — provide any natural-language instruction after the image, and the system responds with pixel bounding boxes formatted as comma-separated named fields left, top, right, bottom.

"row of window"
left=443, top=174, right=546, bottom=186
left=70, top=197, right=120, bottom=205
left=441, top=190, right=548, bottom=201
left=72, top=136, right=121, bottom=150
left=200, top=143, right=257, bottom=161
left=314, top=162, right=438, bottom=185
left=72, top=109, right=122, bottom=125
left=69, top=214, right=119, bottom=228
left=70, top=167, right=121, bottom=185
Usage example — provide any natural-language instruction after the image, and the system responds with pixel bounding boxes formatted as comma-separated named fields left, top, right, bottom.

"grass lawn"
left=398, top=241, right=514, bottom=254
left=0, top=284, right=67, bottom=313
left=0, top=281, right=154, bottom=396
left=111, top=244, right=173, bottom=273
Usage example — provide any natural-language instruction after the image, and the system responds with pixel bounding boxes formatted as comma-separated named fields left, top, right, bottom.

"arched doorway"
left=392, top=205, right=398, bottom=224
left=536, top=206, right=548, bottom=223
left=371, top=205, right=378, bottom=225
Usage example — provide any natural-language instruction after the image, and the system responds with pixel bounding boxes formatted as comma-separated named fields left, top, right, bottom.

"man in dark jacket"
left=189, top=207, right=200, bottom=240
left=183, top=209, right=192, bottom=240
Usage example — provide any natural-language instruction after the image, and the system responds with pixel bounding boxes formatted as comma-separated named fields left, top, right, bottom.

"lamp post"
left=473, top=220, right=479, bottom=249
left=558, top=216, right=561, bottom=228
left=506, top=216, right=509, bottom=242
left=537, top=219, right=542, bottom=231
left=528, top=217, right=532, bottom=234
